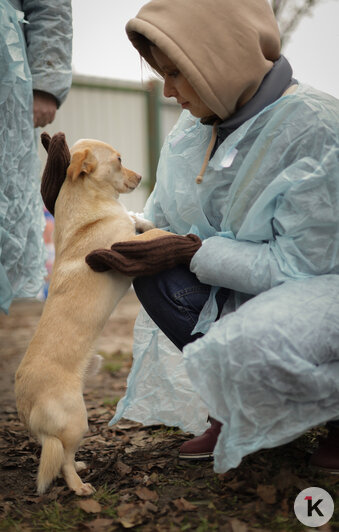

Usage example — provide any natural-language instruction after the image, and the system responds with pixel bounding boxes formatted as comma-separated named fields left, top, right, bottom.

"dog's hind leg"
left=60, top=409, right=95, bottom=496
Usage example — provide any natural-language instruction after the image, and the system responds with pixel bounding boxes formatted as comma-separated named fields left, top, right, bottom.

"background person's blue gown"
left=0, top=2, right=45, bottom=313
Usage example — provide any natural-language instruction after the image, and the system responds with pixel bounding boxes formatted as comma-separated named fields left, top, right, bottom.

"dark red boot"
left=179, top=417, right=222, bottom=460
left=310, top=423, right=339, bottom=473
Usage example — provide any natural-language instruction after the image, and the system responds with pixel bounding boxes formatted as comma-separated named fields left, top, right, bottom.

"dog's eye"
left=117, top=157, right=122, bottom=164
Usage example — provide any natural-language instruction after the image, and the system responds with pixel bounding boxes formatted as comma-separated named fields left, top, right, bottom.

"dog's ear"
left=66, top=149, right=98, bottom=181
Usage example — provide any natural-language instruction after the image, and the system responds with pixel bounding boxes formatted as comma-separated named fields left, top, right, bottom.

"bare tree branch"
left=270, top=0, right=327, bottom=47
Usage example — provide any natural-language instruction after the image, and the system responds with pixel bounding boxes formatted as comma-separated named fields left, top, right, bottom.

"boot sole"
left=178, top=452, right=214, bottom=461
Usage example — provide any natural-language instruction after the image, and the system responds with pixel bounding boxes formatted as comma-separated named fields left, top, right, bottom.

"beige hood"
left=126, top=0, right=281, bottom=119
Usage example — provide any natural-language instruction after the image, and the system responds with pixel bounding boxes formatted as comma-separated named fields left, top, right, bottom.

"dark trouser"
left=133, top=265, right=230, bottom=351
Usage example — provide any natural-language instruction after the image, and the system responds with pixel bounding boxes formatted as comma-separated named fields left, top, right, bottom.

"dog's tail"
left=37, top=436, right=64, bottom=494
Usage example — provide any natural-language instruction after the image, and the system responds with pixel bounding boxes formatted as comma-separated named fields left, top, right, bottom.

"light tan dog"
left=15, top=139, right=155, bottom=496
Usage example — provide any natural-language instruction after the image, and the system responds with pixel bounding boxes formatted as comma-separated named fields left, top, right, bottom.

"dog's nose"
left=136, top=174, right=142, bottom=183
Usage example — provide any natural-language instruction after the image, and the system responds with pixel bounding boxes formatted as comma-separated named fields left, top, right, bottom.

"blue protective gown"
left=0, top=0, right=72, bottom=312
left=8, top=0, right=72, bottom=106
left=111, top=84, right=339, bottom=472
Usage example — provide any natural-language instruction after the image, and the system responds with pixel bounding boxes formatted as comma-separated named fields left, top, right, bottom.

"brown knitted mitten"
left=40, top=132, right=71, bottom=215
left=85, top=233, right=202, bottom=276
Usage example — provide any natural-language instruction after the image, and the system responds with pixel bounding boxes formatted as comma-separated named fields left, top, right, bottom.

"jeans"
left=133, top=265, right=230, bottom=351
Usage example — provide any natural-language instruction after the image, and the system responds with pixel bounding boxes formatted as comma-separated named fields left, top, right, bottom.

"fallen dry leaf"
left=256, top=484, right=277, bottom=505
left=135, top=486, right=159, bottom=502
left=117, top=502, right=136, bottom=518
left=117, top=502, right=145, bottom=528
left=229, top=518, right=249, bottom=532
left=272, top=469, right=302, bottom=491
left=77, top=498, right=102, bottom=514
left=173, top=497, right=197, bottom=511
left=141, top=500, right=158, bottom=513
left=226, top=479, right=246, bottom=491
left=130, top=432, right=152, bottom=446
left=115, top=460, right=132, bottom=475
left=115, top=420, right=141, bottom=431
left=149, top=472, right=159, bottom=483
left=84, top=517, right=115, bottom=531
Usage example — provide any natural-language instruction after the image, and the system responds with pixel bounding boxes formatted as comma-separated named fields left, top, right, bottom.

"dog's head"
left=66, top=139, right=141, bottom=195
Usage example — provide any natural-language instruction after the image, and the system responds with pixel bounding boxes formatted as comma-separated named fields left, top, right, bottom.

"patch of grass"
left=98, top=349, right=132, bottom=361
left=7, top=488, right=120, bottom=532
left=157, top=473, right=193, bottom=489
left=266, top=513, right=304, bottom=531
left=93, top=483, right=119, bottom=517
left=152, top=426, right=183, bottom=437
left=31, top=502, right=83, bottom=531
left=102, top=361, right=123, bottom=375
left=0, top=517, right=24, bottom=532
left=196, top=517, right=219, bottom=532
left=103, top=396, right=121, bottom=407
left=99, top=349, right=132, bottom=375
left=179, top=515, right=219, bottom=532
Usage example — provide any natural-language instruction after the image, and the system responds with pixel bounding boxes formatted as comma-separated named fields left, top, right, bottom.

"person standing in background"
left=0, top=0, right=72, bottom=312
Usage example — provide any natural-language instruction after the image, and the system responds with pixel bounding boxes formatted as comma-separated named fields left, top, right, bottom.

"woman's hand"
left=85, top=233, right=202, bottom=276
left=33, top=90, right=58, bottom=128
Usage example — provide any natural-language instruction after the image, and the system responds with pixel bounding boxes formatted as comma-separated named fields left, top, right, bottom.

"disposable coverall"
left=111, top=0, right=339, bottom=473
left=0, top=0, right=72, bottom=312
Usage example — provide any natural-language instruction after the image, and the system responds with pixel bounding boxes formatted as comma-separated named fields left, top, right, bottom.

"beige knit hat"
left=126, top=0, right=281, bottom=119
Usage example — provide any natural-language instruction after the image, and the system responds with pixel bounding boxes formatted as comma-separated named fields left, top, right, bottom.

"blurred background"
left=37, top=0, right=339, bottom=297
left=70, top=0, right=339, bottom=93
left=40, top=0, right=339, bottom=211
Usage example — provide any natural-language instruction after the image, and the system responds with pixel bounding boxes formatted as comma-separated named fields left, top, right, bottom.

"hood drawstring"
left=196, top=121, right=219, bottom=184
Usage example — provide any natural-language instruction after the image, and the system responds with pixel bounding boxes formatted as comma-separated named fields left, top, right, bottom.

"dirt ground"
left=1, top=291, right=339, bottom=531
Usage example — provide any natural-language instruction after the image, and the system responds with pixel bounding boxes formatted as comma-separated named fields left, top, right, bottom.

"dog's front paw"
left=75, top=482, right=96, bottom=496
left=138, top=219, right=155, bottom=233
left=131, top=213, right=155, bottom=233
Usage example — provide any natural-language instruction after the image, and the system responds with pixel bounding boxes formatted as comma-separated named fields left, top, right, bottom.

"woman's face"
left=151, top=47, right=214, bottom=119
